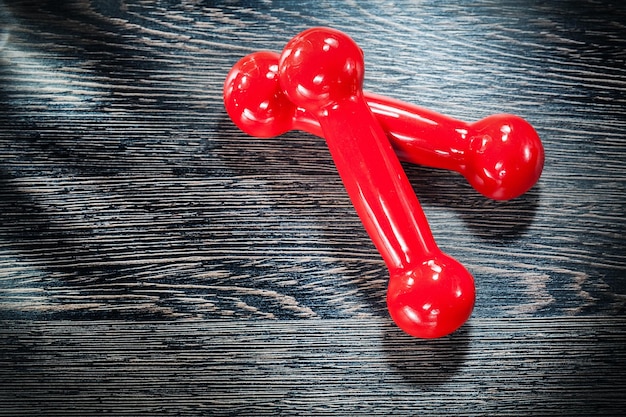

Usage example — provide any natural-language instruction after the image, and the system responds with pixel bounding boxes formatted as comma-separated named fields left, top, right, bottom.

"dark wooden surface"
left=1, top=0, right=625, bottom=415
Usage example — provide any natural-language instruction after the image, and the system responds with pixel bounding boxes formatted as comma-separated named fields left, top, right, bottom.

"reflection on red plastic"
left=224, top=51, right=544, bottom=201
left=270, top=27, right=476, bottom=338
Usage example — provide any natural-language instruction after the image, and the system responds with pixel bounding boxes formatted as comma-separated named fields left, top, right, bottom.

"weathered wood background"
left=1, top=0, right=625, bottom=415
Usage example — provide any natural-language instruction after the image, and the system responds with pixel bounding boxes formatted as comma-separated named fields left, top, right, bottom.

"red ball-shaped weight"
left=278, top=27, right=365, bottom=111
left=223, top=51, right=295, bottom=138
left=386, top=253, right=475, bottom=338
left=466, top=114, right=545, bottom=200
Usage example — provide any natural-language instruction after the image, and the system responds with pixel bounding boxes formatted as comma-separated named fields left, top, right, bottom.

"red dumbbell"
left=224, top=51, right=544, bottom=200
left=270, top=27, right=473, bottom=338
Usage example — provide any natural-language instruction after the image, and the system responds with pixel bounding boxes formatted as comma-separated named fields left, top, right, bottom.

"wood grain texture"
left=1, top=317, right=625, bottom=416
left=1, top=0, right=626, bottom=415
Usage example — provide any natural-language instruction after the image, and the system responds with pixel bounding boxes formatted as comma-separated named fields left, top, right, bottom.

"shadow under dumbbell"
left=401, top=163, right=541, bottom=243
left=382, top=319, right=472, bottom=387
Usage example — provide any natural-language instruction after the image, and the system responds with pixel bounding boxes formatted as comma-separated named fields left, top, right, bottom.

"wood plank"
left=0, top=0, right=624, bottom=325
left=1, top=317, right=625, bottom=416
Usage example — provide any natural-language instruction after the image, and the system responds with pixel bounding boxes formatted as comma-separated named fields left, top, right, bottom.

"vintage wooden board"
left=1, top=0, right=625, bottom=415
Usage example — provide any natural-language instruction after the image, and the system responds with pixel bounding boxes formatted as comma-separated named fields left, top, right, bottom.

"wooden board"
left=1, top=318, right=625, bottom=416
left=1, top=0, right=626, bottom=415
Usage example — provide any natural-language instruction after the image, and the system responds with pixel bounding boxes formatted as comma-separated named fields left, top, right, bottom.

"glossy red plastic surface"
left=224, top=51, right=544, bottom=200
left=276, top=27, right=475, bottom=338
